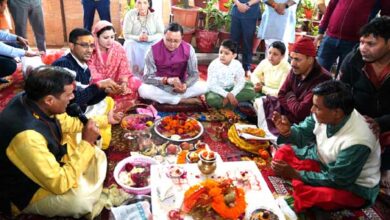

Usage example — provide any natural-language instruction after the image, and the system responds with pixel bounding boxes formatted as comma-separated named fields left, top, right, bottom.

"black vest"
left=0, top=93, right=67, bottom=214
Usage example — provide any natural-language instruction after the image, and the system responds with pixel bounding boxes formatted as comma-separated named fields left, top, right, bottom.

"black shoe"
left=0, top=78, right=9, bottom=84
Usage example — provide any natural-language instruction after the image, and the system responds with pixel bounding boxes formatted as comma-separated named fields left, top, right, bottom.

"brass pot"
left=197, top=157, right=216, bottom=175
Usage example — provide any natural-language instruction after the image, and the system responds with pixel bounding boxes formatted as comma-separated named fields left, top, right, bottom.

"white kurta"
left=207, top=58, right=245, bottom=98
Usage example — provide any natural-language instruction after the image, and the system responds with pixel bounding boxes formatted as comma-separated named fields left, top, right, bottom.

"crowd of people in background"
left=0, top=0, right=389, bottom=218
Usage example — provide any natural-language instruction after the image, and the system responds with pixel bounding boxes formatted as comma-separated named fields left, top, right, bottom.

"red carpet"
left=1, top=62, right=389, bottom=220
left=0, top=66, right=24, bottom=111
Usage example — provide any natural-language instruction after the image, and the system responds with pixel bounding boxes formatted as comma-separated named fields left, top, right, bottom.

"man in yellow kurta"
left=0, top=66, right=107, bottom=218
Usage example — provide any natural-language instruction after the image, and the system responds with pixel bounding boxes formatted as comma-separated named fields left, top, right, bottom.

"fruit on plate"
left=258, top=149, right=270, bottom=160
left=121, top=115, right=153, bottom=131
left=180, top=142, right=193, bottom=151
left=200, top=150, right=216, bottom=161
left=186, top=152, right=199, bottom=163
left=166, top=144, right=180, bottom=155
left=195, top=141, right=207, bottom=150
left=157, top=114, right=201, bottom=139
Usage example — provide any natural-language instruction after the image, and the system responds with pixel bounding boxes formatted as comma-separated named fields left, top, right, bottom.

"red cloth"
left=274, top=145, right=321, bottom=172
left=380, top=131, right=390, bottom=149
left=290, top=37, right=316, bottom=57
left=292, top=179, right=366, bottom=212
left=275, top=145, right=366, bottom=212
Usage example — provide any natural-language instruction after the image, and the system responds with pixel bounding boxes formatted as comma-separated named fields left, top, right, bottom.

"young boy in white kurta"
left=206, top=40, right=255, bottom=109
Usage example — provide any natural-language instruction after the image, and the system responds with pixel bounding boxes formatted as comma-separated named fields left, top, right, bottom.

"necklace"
left=137, top=11, right=149, bottom=34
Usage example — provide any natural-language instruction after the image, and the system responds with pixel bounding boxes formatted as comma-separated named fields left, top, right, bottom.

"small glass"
left=123, top=132, right=139, bottom=152
left=136, top=130, right=153, bottom=152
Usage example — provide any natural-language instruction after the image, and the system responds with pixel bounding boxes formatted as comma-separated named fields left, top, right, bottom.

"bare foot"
left=381, top=170, right=390, bottom=195
left=179, top=97, right=202, bottom=105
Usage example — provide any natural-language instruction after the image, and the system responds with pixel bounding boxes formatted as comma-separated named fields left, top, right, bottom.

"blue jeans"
left=82, top=0, right=111, bottom=31
left=230, top=16, right=257, bottom=71
left=317, top=35, right=358, bottom=76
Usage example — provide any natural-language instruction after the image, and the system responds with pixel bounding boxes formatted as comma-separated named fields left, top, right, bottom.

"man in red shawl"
left=254, top=37, right=332, bottom=135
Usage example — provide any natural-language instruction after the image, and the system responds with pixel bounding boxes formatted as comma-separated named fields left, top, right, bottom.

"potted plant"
left=171, top=0, right=201, bottom=28
left=218, top=12, right=231, bottom=44
left=195, top=0, right=222, bottom=52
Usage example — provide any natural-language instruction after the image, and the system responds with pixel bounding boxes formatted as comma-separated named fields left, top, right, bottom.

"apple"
left=167, top=144, right=179, bottom=155
left=180, top=142, right=191, bottom=150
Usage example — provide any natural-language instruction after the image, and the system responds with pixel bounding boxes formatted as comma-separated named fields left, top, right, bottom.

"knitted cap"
left=291, top=37, right=316, bottom=57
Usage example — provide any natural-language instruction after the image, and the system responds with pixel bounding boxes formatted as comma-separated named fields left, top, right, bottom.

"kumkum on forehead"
left=77, top=35, right=95, bottom=44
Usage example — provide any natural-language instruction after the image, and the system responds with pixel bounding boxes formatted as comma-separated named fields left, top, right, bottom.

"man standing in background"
left=82, top=0, right=111, bottom=31
left=230, top=0, right=261, bottom=76
left=314, top=0, right=389, bottom=76
left=8, top=0, right=46, bottom=52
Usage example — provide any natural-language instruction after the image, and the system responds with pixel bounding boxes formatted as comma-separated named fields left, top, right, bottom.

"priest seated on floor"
left=138, top=22, right=207, bottom=105
left=254, top=37, right=332, bottom=136
left=0, top=66, right=106, bottom=218
left=271, top=80, right=381, bottom=213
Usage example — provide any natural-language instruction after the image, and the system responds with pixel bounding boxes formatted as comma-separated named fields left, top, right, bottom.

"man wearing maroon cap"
left=254, top=37, right=332, bottom=135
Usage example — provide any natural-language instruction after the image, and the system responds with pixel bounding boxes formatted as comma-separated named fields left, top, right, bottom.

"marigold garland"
left=182, top=179, right=246, bottom=219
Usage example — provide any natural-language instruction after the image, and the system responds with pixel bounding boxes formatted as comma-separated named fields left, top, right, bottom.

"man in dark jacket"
left=315, top=0, right=390, bottom=75
left=339, top=16, right=390, bottom=192
left=52, top=28, right=121, bottom=112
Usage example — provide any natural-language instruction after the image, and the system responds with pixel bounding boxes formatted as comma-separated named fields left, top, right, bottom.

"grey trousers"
left=8, top=0, right=46, bottom=51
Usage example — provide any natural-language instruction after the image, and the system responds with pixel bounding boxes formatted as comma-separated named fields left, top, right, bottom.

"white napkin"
left=111, top=201, right=152, bottom=220
left=157, top=181, right=174, bottom=201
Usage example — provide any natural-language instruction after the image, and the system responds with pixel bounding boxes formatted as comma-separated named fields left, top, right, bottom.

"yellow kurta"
left=6, top=113, right=107, bottom=217
left=251, top=59, right=290, bottom=96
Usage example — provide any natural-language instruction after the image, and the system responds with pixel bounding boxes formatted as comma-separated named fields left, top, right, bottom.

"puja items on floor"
left=155, top=113, right=203, bottom=141
left=228, top=124, right=270, bottom=155
left=175, top=178, right=247, bottom=220
left=241, top=148, right=272, bottom=170
left=114, top=155, right=158, bottom=195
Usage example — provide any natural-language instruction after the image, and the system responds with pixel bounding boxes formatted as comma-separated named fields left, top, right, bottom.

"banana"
left=141, top=144, right=158, bottom=156
left=157, top=141, right=169, bottom=156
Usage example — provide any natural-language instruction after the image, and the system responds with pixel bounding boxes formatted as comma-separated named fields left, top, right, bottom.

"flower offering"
left=181, top=179, right=246, bottom=219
